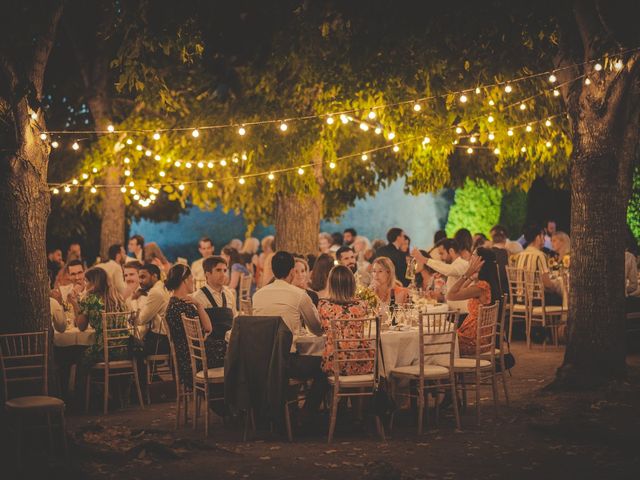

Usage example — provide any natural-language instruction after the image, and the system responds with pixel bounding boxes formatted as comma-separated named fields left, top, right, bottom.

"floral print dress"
left=318, top=299, right=374, bottom=376
left=458, top=280, right=492, bottom=356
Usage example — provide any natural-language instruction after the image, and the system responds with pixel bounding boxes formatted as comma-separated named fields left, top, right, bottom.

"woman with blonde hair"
left=293, top=256, right=319, bottom=306
left=257, top=235, right=275, bottom=287
left=144, top=242, right=171, bottom=275
left=318, top=232, right=333, bottom=255
left=551, top=231, right=571, bottom=259
left=370, top=257, right=408, bottom=308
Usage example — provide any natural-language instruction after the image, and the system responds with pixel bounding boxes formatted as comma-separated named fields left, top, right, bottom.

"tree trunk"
left=274, top=191, right=323, bottom=255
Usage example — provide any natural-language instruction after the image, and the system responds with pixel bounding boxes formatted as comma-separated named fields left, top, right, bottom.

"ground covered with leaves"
left=3, top=343, right=640, bottom=479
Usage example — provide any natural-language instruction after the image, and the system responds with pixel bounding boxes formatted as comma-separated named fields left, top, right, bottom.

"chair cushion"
left=92, top=360, right=133, bottom=369
left=450, top=358, right=491, bottom=369
left=195, top=367, right=225, bottom=381
left=510, top=304, right=526, bottom=312
left=6, top=395, right=64, bottom=411
left=390, top=364, right=450, bottom=378
left=532, top=306, right=566, bottom=314
left=328, top=374, right=375, bottom=386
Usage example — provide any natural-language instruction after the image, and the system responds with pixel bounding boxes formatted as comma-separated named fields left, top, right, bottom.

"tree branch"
left=29, top=1, right=64, bottom=98
left=573, top=0, right=601, bottom=60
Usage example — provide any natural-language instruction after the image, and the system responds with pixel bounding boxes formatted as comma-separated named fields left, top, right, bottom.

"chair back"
left=181, top=314, right=209, bottom=386
left=328, top=316, right=377, bottom=379
left=0, top=331, right=48, bottom=399
left=102, top=311, right=136, bottom=364
left=524, top=270, right=546, bottom=308
left=492, top=247, right=509, bottom=299
left=239, top=299, right=252, bottom=315
left=163, top=318, right=181, bottom=387
left=418, top=311, right=459, bottom=373
left=505, top=266, right=527, bottom=307
left=239, top=274, right=253, bottom=302
left=476, top=302, right=500, bottom=357
left=497, top=294, right=509, bottom=352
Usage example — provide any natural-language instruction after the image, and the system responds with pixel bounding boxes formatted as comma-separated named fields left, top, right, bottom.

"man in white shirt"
left=252, top=251, right=325, bottom=415
left=129, top=263, right=170, bottom=354
left=516, top=224, right=562, bottom=305
left=123, top=261, right=142, bottom=300
left=126, top=234, right=145, bottom=263
left=191, top=255, right=237, bottom=318
left=57, top=259, right=86, bottom=303
left=191, top=237, right=214, bottom=290
left=97, top=244, right=127, bottom=297
left=412, top=238, right=470, bottom=317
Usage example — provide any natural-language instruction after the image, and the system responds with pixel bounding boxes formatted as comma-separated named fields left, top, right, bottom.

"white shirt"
left=128, top=280, right=170, bottom=336
left=252, top=279, right=323, bottom=352
left=426, top=256, right=470, bottom=313
left=59, top=284, right=85, bottom=303
left=97, top=260, right=126, bottom=297
left=191, top=284, right=238, bottom=318
left=50, top=297, right=67, bottom=333
left=191, top=258, right=206, bottom=289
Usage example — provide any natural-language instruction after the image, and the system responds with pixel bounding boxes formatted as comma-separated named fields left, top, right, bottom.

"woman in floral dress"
left=318, top=265, right=373, bottom=376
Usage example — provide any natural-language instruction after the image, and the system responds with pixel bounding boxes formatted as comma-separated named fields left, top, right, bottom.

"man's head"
left=343, top=228, right=357, bottom=246
left=139, top=263, right=161, bottom=289
left=386, top=227, right=405, bottom=248
left=331, top=232, right=344, bottom=247
left=48, top=248, right=63, bottom=263
left=546, top=219, right=557, bottom=235
left=490, top=225, right=508, bottom=245
left=128, top=234, right=145, bottom=255
left=198, top=237, right=214, bottom=258
left=67, top=242, right=82, bottom=261
left=454, top=228, right=472, bottom=253
left=66, top=259, right=85, bottom=287
left=124, top=261, right=141, bottom=287
left=440, top=239, right=460, bottom=264
left=203, top=256, right=228, bottom=289
left=523, top=224, right=545, bottom=249
left=108, top=244, right=126, bottom=265
left=336, top=246, right=357, bottom=273
left=271, top=251, right=295, bottom=282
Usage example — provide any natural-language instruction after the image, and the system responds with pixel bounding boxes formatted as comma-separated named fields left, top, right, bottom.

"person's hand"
left=465, top=255, right=484, bottom=277
left=411, top=248, right=426, bottom=263
left=131, top=289, right=142, bottom=300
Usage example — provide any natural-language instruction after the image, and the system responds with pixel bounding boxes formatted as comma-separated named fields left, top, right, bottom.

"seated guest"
left=164, top=264, right=225, bottom=390
left=370, top=257, right=408, bottom=311
left=47, top=247, right=64, bottom=288
left=129, top=264, right=170, bottom=355
left=127, top=234, right=145, bottom=263
left=257, top=235, right=275, bottom=287
left=240, top=237, right=260, bottom=277
left=66, top=242, right=84, bottom=264
left=57, top=259, right=86, bottom=303
left=252, top=251, right=325, bottom=414
left=191, top=256, right=237, bottom=339
left=429, top=230, right=448, bottom=261
left=228, top=238, right=243, bottom=251
left=309, top=253, right=334, bottom=299
left=473, top=233, right=490, bottom=250
left=144, top=242, right=171, bottom=275
left=98, top=244, right=127, bottom=297
left=123, top=261, right=142, bottom=300
left=446, top=248, right=501, bottom=356
left=192, top=237, right=214, bottom=289
left=551, top=231, right=571, bottom=259
left=318, top=232, right=333, bottom=255
left=516, top=224, right=562, bottom=305
left=336, top=246, right=357, bottom=275
left=414, top=250, right=446, bottom=302
left=224, top=246, right=254, bottom=306
left=454, top=228, right=473, bottom=261
left=50, top=296, right=67, bottom=333
left=330, top=232, right=343, bottom=254
left=318, top=266, right=372, bottom=376
left=343, top=228, right=357, bottom=247
left=375, top=228, right=409, bottom=286
left=490, top=225, right=523, bottom=255
left=293, top=256, right=318, bottom=306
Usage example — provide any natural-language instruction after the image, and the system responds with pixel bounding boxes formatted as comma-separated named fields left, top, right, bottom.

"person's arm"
left=113, top=265, right=126, bottom=297
left=446, top=256, right=485, bottom=302
left=185, top=297, right=212, bottom=334
left=136, top=288, right=165, bottom=327
left=299, top=293, right=323, bottom=336
left=50, top=298, right=67, bottom=333
left=229, top=268, right=241, bottom=289
left=424, top=257, right=463, bottom=277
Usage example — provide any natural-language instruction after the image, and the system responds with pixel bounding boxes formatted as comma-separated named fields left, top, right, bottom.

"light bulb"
left=241, top=153, right=247, bottom=161
left=92, top=167, right=98, bottom=173
left=124, top=157, right=130, bottom=164
left=545, top=119, right=552, bottom=127
left=453, top=140, right=458, bottom=145
left=470, top=136, right=477, bottom=143
left=232, top=157, right=239, bottom=164
left=72, top=142, right=80, bottom=151
left=238, top=177, right=246, bottom=185
left=280, top=122, right=288, bottom=132
left=107, top=125, right=115, bottom=133
left=459, top=95, right=467, bottom=103
left=220, top=159, right=227, bottom=167
left=507, top=129, right=514, bottom=136
left=553, top=89, right=561, bottom=96
left=368, top=111, right=376, bottom=120
left=422, top=136, right=430, bottom=144
left=124, top=170, right=131, bottom=176
left=359, top=122, right=369, bottom=131
left=504, top=85, right=512, bottom=93
left=520, top=146, right=526, bottom=153
left=340, top=114, right=349, bottom=124
left=297, top=167, right=305, bottom=175
left=361, top=154, right=368, bottom=161
left=519, top=103, right=526, bottom=110
left=207, top=161, right=214, bottom=168
left=546, top=141, right=552, bottom=148
left=475, top=87, right=481, bottom=94
left=206, top=181, right=213, bottom=189
left=90, top=187, right=97, bottom=194
left=192, top=129, right=200, bottom=138
left=455, top=127, right=463, bottom=134
left=488, top=132, right=495, bottom=140
left=329, top=162, right=336, bottom=169
left=153, top=132, right=161, bottom=140
left=185, top=162, right=192, bottom=169
left=174, top=160, right=181, bottom=167
left=374, top=127, right=382, bottom=135
left=82, top=173, right=89, bottom=180
left=268, top=172, right=275, bottom=181
left=133, top=194, right=140, bottom=200
left=40, top=133, right=47, bottom=140
left=30, top=112, right=38, bottom=120
left=145, top=150, right=152, bottom=157
left=488, top=100, right=495, bottom=106
left=584, top=78, right=591, bottom=85
left=326, top=116, right=334, bottom=125
left=136, top=145, right=143, bottom=151
left=413, top=102, right=422, bottom=111
left=71, top=178, right=78, bottom=185
left=392, top=145, right=400, bottom=153
left=493, top=147, right=500, bottom=154
left=52, top=188, right=59, bottom=195
left=129, top=181, right=135, bottom=187
left=178, top=184, right=185, bottom=191
left=467, top=147, right=473, bottom=154
left=154, top=154, right=161, bottom=161
left=614, top=60, right=623, bottom=71
left=197, top=161, right=204, bottom=168
left=525, top=125, right=532, bottom=132
left=488, top=115, right=494, bottom=123
left=238, top=126, right=246, bottom=136
left=51, top=141, right=59, bottom=148
left=64, top=186, right=71, bottom=193
left=126, top=138, right=133, bottom=145
left=594, top=63, right=602, bottom=71
left=388, top=132, right=395, bottom=140
left=549, top=74, right=557, bottom=83
left=150, top=194, right=156, bottom=200
left=159, top=171, right=166, bottom=177
left=120, top=186, right=127, bottom=193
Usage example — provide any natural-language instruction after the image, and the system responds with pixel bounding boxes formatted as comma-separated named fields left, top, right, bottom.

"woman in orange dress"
left=446, top=248, right=500, bottom=356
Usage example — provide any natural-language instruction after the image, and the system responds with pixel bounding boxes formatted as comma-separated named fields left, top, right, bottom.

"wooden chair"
left=453, top=302, right=500, bottom=425
left=505, top=266, right=528, bottom=344
left=164, top=319, right=190, bottom=429
left=524, top=271, right=568, bottom=348
left=239, top=274, right=253, bottom=303
left=181, top=314, right=224, bottom=437
left=283, top=378, right=307, bottom=442
left=85, top=311, right=145, bottom=414
left=481, top=295, right=511, bottom=406
left=389, top=311, right=461, bottom=434
left=326, top=316, right=385, bottom=443
left=0, top=330, right=67, bottom=465
left=143, top=322, right=173, bottom=404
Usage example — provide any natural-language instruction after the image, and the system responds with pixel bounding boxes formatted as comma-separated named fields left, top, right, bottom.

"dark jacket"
left=224, top=315, right=292, bottom=423
left=375, top=243, right=409, bottom=286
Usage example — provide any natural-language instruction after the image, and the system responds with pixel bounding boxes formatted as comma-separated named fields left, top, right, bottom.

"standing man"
left=375, top=227, right=409, bottom=286
left=98, top=244, right=127, bottom=297
left=127, top=234, right=145, bottom=263
left=343, top=228, right=357, bottom=247
left=191, top=237, right=215, bottom=290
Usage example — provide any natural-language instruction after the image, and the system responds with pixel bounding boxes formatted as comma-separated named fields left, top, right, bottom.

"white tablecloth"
left=53, top=326, right=96, bottom=347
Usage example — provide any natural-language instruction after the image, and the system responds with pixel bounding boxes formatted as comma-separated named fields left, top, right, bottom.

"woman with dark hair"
left=164, top=264, right=226, bottom=390
left=309, top=253, right=335, bottom=299
left=446, top=248, right=501, bottom=356
left=223, top=246, right=255, bottom=306
left=454, top=228, right=473, bottom=260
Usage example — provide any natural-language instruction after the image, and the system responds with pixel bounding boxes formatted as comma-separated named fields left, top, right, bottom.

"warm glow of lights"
left=238, top=126, right=246, bottom=136
left=72, top=142, right=80, bottom=151
left=197, top=161, right=204, bottom=168
left=359, top=122, right=369, bottom=131
left=368, top=111, right=376, bottom=120
left=280, top=122, right=288, bottom=132
left=126, top=138, right=133, bottom=145
left=326, top=116, right=334, bottom=125
left=153, top=132, right=161, bottom=140
left=268, top=172, right=275, bottom=181
left=488, top=115, right=494, bottom=123
left=159, top=171, right=166, bottom=177
left=174, top=160, right=182, bottom=167
left=297, top=167, right=305, bottom=175
left=82, top=173, right=89, bottom=180
left=488, top=132, right=495, bottom=140
left=374, top=127, right=382, bottom=135
left=459, top=95, right=468, bottom=103
left=519, top=103, right=526, bottom=110
left=548, top=74, right=557, bottom=83
left=51, top=141, right=59, bottom=148
left=553, top=89, right=561, bottom=96
left=388, top=132, right=396, bottom=140
left=329, top=162, right=336, bottom=169
left=192, top=129, right=200, bottom=138
left=475, top=87, right=481, bottom=94
left=470, top=136, right=477, bottom=143
left=392, top=145, right=400, bottom=153
left=232, top=157, right=239, bottom=164
left=136, top=145, right=143, bottom=151
left=614, top=60, right=623, bottom=71
left=238, top=177, right=246, bottom=185
left=124, top=170, right=131, bottom=176
left=413, top=102, right=422, bottom=111
left=90, top=187, right=97, bottom=194
left=64, top=186, right=71, bottom=193
left=467, top=147, right=473, bottom=154
left=124, top=157, right=130, bottom=164
left=525, top=125, right=532, bottom=132
left=30, top=112, right=38, bottom=120
left=120, top=186, right=127, bottom=193
left=594, top=63, right=602, bottom=71
left=145, top=150, right=152, bottom=157
left=154, top=154, right=161, bottom=161
left=220, top=159, right=227, bottom=167
left=361, top=154, right=368, bottom=161
left=455, top=127, right=463, bottom=134
left=40, top=133, right=47, bottom=140
left=107, top=125, right=115, bottom=133
left=422, top=136, right=430, bottom=145
left=584, top=78, right=591, bottom=85
left=129, top=181, right=135, bottom=187
left=185, top=162, right=192, bottom=169
left=520, top=146, right=526, bottom=153
left=488, top=100, right=495, bottom=106
left=545, top=119, right=552, bottom=127
left=504, top=85, right=512, bottom=93
left=92, top=167, right=98, bottom=173
left=493, top=147, right=500, bottom=154
left=207, top=181, right=213, bottom=189
left=133, top=194, right=140, bottom=200
left=52, top=188, right=59, bottom=195
left=178, top=184, right=185, bottom=191
left=507, top=129, right=514, bottom=136
left=546, top=141, right=552, bottom=148
left=71, top=178, right=78, bottom=185
left=340, top=114, right=349, bottom=124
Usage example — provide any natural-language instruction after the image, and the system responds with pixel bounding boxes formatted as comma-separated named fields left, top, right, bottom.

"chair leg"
left=85, top=372, right=91, bottom=413
left=450, top=377, right=461, bottom=431
left=284, top=402, right=293, bottom=442
left=508, top=312, right=514, bottom=345
left=491, top=371, right=500, bottom=415
left=175, top=389, right=181, bottom=429
left=184, top=393, right=190, bottom=426
left=204, top=389, right=210, bottom=438
left=132, top=362, right=145, bottom=409
left=475, top=369, right=481, bottom=426
left=375, top=415, right=386, bottom=441
left=103, top=369, right=109, bottom=415
left=526, top=315, right=532, bottom=349
left=327, top=389, right=339, bottom=443
left=417, top=387, right=424, bottom=435
left=502, top=370, right=510, bottom=406
left=193, top=392, right=199, bottom=431
left=59, top=408, right=68, bottom=459
left=146, top=360, right=152, bottom=405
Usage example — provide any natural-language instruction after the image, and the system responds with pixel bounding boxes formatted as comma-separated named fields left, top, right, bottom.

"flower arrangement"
left=562, top=254, right=570, bottom=269
left=356, top=284, right=379, bottom=311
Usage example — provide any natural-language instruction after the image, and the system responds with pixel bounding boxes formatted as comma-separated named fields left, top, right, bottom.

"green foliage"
left=445, top=178, right=502, bottom=237
left=500, top=189, right=528, bottom=238
left=628, top=167, right=640, bottom=244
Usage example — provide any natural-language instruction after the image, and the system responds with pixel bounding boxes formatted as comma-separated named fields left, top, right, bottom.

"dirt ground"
left=3, top=341, right=640, bottom=480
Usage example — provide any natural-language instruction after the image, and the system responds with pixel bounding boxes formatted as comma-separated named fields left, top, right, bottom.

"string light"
left=519, top=103, right=527, bottom=110
left=232, top=157, right=239, bottom=164
left=133, top=194, right=140, bottom=200
left=120, top=186, right=127, bottom=193
left=387, top=132, right=396, bottom=140
left=374, top=127, right=382, bottom=135
left=525, top=124, right=532, bottom=132
left=124, top=157, right=130, bottom=164
left=51, top=141, right=59, bottom=148
left=488, top=115, right=494, bottom=123
left=207, top=161, right=214, bottom=168
left=553, top=89, right=561, bottom=96
left=455, top=127, right=463, bottom=134
left=368, top=111, right=376, bottom=120
left=159, top=171, right=166, bottom=177
left=71, top=178, right=78, bottom=185
left=136, top=145, right=143, bottom=151
left=145, top=150, right=152, bottom=157
left=81, top=173, right=89, bottom=180
left=413, top=102, right=422, bottom=111
left=174, top=160, right=181, bottom=167
left=594, top=63, right=603, bottom=71
left=359, top=122, right=369, bottom=131
left=107, top=125, right=115, bottom=133
left=545, top=119, right=552, bottom=127
left=279, top=122, right=288, bottom=132
left=206, top=181, right=213, bottom=188
left=124, top=170, right=131, bottom=176
left=475, top=87, right=481, bottom=94
left=361, top=154, right=368, bottom=161
left=40, top=133, right=47, bottom=140
left=520, top=146, right=526, bottom=153
left=422, top=136, right=430, bottom=145
left=52, top=188, right=59, bottom=194
left=488, top=132, right=495, bottom=140
left=268, top=172, right=275, bottom=180
left=30, top=112, right=38, bottom=120
left=297, top=167, right=305, bottom=175
left=154, top=154, right=161, bottom=161
left=493, top=147, right=500, bottom=154
left=90, top=187, right=97, bottom=194
left=192, top=129, right=200, bottom=138
left=72, top=142, right=79, bottom=151
left=507, top=129, right=514, bottom=136
left=340, top=114, right=349, bottom=124
left=153, top=132, right=161, bottom=140
left=392, top=145, right=400, bottom=152
left=614, top=60, right=623, bottom=71
left=488, top=100, right=495, bottom=106
left=548, top=74, right=557, bottom=83
left=467, top=147, right=473, bottom=154
left=129, top=181, right=135, bottom=187
left=197, top=161, right=204, bottom=168
left=504, top=85, right=512, bottom=93
left=459, top=95, right=468, bottom=103
left=546, top=141, right=552, bottom=147
left=92, top=167, right=98, bottom=173
left=185, top=162, right=192, bottom=169
left=64, top=186, right=71, bottom=193
left=178, top=184, right=185, bottom=191
left=238, top=177, right=246, bottom=185
left=470, top=136, right=477, bottom=143
left=126, top=139, right=133, bottom=145
left=220, top=159, right=227, bottom=167
left=584, top=78, right=591, bottom=85
left=241, top=153, right=247, bottom=161
left=326, top=116, right=334, bottom=125
left=329, top=162, right=336, bottom=169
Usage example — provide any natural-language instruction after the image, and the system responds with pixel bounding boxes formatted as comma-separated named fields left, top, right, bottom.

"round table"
left=53, top=326, right=96, bottom=347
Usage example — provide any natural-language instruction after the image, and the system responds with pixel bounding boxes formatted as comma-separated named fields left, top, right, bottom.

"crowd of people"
left=47, top=219, right=640, bottom=419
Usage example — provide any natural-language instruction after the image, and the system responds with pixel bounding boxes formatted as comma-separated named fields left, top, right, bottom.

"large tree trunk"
left=274, top=192, right=323, bottom=255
